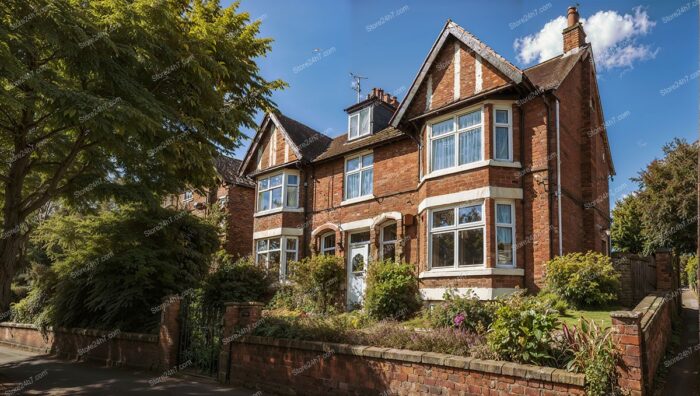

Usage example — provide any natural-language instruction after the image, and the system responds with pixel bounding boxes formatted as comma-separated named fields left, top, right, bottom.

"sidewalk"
left=660, top=289, right=700, bottom=396
left=0, top=346, right=262, bottom=395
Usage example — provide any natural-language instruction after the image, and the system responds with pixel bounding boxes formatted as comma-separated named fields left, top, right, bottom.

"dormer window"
left=348, top=107, right=371, bottom=140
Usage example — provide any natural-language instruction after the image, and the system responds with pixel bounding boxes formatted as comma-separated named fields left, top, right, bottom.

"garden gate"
left=177, top=294, right=224, bottom=377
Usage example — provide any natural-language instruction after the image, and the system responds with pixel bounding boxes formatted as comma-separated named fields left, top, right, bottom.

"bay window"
left=429, top=108, right=483, bottom=172
left=321, top=233, right=336, bottom=256
left=344, top=152, right=373, bottom=200
left=429, top=202, right=485, bottom=269
left=494, top=107, right=512, bottom=161
left=380, top=223, right=397, bottom=261
left=348, top=107, right=371, bottom=140
left=256, top=236, right=298, bottom=279
left=496, top=202, right=515, bottom=266
left=256, top=171, right=300, bottom=213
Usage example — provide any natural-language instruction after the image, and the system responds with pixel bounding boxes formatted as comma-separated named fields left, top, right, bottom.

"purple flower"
left=454, top=313, right=465, bottom=327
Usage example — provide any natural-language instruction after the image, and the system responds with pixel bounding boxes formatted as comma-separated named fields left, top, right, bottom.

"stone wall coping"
left=236, top=335, right=585, bottom=387
left=224, top=301, right=265, bottom=307
left=610, top=310, right=643, bottom=319
left=0, top=322, right=158, bottom=343
left=634, top=293, right=670, bottom=332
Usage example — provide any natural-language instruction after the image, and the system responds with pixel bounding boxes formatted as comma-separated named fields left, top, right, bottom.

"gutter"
left=555, top=98, right=563, bottom=256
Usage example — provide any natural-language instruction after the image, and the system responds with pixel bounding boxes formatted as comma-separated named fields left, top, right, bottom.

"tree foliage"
left=610, top=193, right=645, bottom=254
left=20, top=205, right=219, bottom=332
left=0, top=0, right=284, bottom=310
left=633, top=138, right=698, bottom=254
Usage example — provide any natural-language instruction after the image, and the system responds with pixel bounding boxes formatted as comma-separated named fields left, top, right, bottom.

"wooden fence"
left=612, top=253, right=658, bottom=308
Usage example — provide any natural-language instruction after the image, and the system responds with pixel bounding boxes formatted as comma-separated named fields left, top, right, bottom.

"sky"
left=225, top=0, right=699, bottom=205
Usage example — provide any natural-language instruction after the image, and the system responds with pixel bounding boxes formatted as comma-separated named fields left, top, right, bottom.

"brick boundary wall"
left=0, top=294, right=182, bottom=371
left=611, top=291, right=678, bottom=396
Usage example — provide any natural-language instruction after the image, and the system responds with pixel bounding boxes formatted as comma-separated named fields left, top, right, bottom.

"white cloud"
left=514, top=6, right=658, bottom=70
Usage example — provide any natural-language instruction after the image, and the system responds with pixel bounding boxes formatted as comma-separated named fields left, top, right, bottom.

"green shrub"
left=364, top=260, right=421, bottom=321
left=287, top=255, right=345, bottom=314
left=428, top=289, right=496, bottom=334
left=544, top=252, right=620, bottom=308
left=559, top=319, right=621, bottom=396
left=487, top=293, right=559, bottom=365
left=536, top=292, right=570, bottom=315
left=202, top=252, right=274, bottom=310
left=685, top=255, right=698, bottom=291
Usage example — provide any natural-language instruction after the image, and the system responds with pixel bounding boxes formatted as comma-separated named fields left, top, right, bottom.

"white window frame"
left=183, top=190, right=193, bottom=202
left=495, top=200, right=516, bottom=267
left=348, top=107, right=372, bottom=140
left=255, top=236, right=298, bottom=280
left=427, top=105, right=484, bottom=174
left=493, top=107, right=513, bottom=161
left=321, top=232, right=336, bottom=256
left=380, top=222, right=397, bottom=261
left=256, top=170, right=301, bottom=215
left=427, top=201, right=486, bottom=270
left=343, top=151, right=374, bottom=203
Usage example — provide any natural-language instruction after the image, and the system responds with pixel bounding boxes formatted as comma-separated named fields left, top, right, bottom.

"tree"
left=611, top=193, right=645, bottom=254
left=0, top=0, right=284, bottom=311
left=634, top=138, right=698, bottom=255
left=22, top=204, right=219, bottom=332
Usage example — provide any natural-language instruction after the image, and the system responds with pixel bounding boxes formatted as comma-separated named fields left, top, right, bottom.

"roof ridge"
left=448, top=21, right=522, bottom=75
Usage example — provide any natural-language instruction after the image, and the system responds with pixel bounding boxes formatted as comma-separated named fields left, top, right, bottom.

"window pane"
left=360, top=107, right=370, bottom=135
left=361, top=169, right=373, bottom=196
left=349, top=114, right=359, bottom=138
left=268, top=251, right=281, bottom=269
left=431, top=135, right=455, bottom=171
left=256, top=253, right=267, bottom=265
left=459, top=205, right=482, bottom=223
left=346, top=172, right=360, bottom=199
left=286, top=186, right=298, bottom=207
left=458, top=110, right=481, bottom=129
left=346, top=157, right=360, bottom=171
left=271, top=187, right=283, bottom=208
left=497, top=226, right=513, bottom=265
left=383, top=224, right=397, bottom=242
left=285, top=252, right=296, bottom=264
left=458, top=128, right=482, bottom=165
left=323, top=234, right=335, bottom=251
left=259, top=178, right=268, bottom=190
left=431, top=232, right=454, bottom=268
left=362, top=153, right=373, bottom=167
left=459, top=228, right=484, bottom=265
left=495, top=127, right=509, bottom=160
left=495, top=109, right=509, bottom=124
left=382, top=244, right=396, bottom=261
left=256, top=240, right=267, bottom=252
left=431, top=119, right=454, bottom=137
left=287, top=174, right=298, bottom=185
left=432, top=209, right=454, bottom=228
left=268, top=238, right=281, bottom=250
left=286, top=238, right=297, bottom=251
left=269, top=174, right=283, bottom=187
left=259, top=191, right=270, bottom=211
left=350, top=232, right=370, bottom=244
left=496, top=204, right=512, bottom=224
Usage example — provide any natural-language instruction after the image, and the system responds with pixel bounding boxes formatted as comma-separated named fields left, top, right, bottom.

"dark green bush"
left=544, top=252, right=620, bottom=308
left=364, top=259, right=421, bottom=321
left=428, top=289, right=496, bottom=334
left=287, top=255, right=345, bottom=314
left=487, top=293, right=559, bottom=365
left=536, top=292, right=570, bottom=315
left=202, top=252, right=274, bottom=310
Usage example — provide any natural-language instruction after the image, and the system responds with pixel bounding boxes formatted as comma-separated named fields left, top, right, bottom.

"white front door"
left=347, top=231, right=370, bottom=309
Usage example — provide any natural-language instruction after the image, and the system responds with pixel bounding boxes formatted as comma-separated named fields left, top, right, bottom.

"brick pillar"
left=611, top=310, right=644, bottom=396
left=158, top=295, right=181, bottom=370
left=218, top=302, right=264, bottom=383
left=654, top=249, right=673, bottom=292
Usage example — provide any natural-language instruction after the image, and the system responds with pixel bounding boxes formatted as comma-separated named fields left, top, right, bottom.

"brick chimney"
left=562, top=6, right=586, bottom=53
left=366, top=87, right=399, bottom=108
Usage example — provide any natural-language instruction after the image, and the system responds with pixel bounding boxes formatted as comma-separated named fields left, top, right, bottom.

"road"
left=0, top=346, right=262, bottom=395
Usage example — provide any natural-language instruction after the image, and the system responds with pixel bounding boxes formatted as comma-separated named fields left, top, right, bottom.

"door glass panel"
left=351, top=254, right=365, bottom=273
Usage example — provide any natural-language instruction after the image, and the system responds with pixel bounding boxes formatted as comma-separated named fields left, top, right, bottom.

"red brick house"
left=239, top=7, right=614, bottom=304
left=167, top=156, right=255, bottom=259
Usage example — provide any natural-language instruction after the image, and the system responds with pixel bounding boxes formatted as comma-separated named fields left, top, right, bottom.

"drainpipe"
left=555, top=99, right=563, bottom=256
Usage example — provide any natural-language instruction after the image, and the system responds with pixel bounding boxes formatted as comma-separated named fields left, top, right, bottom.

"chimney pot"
left=383, top=93, right=390, bottom=102
left=567, top=6, right=579, bottom=27
left=563, top=6, right=586, bottom=52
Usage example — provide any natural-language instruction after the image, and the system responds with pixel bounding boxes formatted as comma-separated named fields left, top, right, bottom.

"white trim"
left=474, top=54, right=483, bottom=93
left=255, top=170, right=300, bottom=213
left=427, top=201, right=486, bottom=270
left=371, top=211, right=402, bottom=227
left=453, top=42, right=460, bottom=100
left=254, top=207, right=304, bottom=217
left=284, top=142, right=289, bottom=162
left=183, top=190, right=193, bottom=202
left=426, top=105, right=484, bottom=175
left=269, top=128, right=276, bottom=166
left=493, top=106, right=513, bottom=161
left=344, top=151, right=374, bottom=201
left=419, top=267, right=524, bottom=278
left=253, top=227, right=303, bottom=239
left=340, top=194, right=375, bottom=206
left=418, top=186, right=523, bottom=213
left=420, top=287, right=518, bottom=301
left=426, top=74, right=432, bottom=111
left=340, top=218, right=373, bottom=231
